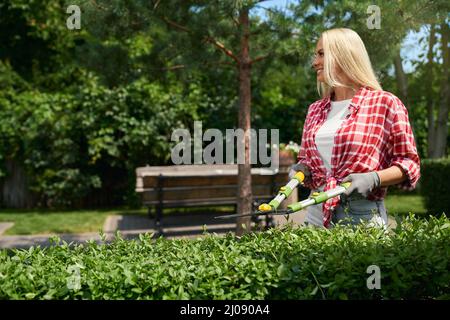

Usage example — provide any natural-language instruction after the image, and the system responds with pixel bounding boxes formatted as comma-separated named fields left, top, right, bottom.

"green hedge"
left=421, top=158, right=450, bottom=216
left=1, top=215, right=449, bottom=300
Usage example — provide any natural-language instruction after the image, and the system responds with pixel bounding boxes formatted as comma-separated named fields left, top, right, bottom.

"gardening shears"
left=215, top=171, right=352, bottom=219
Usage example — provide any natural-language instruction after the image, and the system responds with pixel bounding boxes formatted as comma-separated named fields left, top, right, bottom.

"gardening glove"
left=342, top=172, right=381, bottom=198
left=288, top=162, right=311, bottom=183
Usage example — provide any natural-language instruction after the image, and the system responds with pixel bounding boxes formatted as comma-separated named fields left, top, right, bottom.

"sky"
left=252, top=0, right=427, bottom=73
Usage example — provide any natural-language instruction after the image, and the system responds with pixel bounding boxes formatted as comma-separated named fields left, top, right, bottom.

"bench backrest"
left=135, top=165, right=289, bottom=207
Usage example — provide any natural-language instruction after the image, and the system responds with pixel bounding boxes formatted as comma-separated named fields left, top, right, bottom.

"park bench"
left=135, top=164, right=297, bottom=235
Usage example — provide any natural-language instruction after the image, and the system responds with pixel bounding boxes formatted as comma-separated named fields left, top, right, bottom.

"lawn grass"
left=0, top=208, right=147, bottom=236
left=0, top=195, right=427, bottom=236
left=384, top=194, right=427, bottom=216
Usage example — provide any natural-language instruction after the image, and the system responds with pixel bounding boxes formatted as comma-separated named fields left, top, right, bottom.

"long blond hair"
left=318, top=28, right=382, bottom=97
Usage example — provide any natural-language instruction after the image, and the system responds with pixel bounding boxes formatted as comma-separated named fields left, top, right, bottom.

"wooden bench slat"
left=141, top=184, right=281, bottom=202
left=140, top=173, right=287, bottom=189
left=142, top=196, right=273, bottom=207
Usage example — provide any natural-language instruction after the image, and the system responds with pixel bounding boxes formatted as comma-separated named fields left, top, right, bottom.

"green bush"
left=420, top=158, right=450, bottom=216
left=0, top=74, right=207, bottom=207
left=1, top=215, right=449, bottom=300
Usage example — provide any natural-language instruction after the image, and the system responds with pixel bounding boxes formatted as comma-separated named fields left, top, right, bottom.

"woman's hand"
left=343, top=172, right=380, bottom=198
left=289, top=163, right=311, bottom=182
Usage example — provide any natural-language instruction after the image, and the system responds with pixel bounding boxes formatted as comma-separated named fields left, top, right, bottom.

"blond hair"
left=318, top=28, right=382, bottom=97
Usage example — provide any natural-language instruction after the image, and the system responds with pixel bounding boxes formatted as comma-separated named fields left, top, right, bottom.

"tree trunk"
left=236, top=7, right=252, bottom=236
left=434, top=23, right=449, bottom=158
left=393, top=50, right=409, bottom=109
left=427, top=25, right=437, bottom=158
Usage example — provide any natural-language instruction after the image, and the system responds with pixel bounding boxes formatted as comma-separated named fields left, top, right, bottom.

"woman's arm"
left=343, top=166, right=408, bottom=198
left=385, top=95, right=421, bottom=189
left=376, top=165, right=407, bottom=187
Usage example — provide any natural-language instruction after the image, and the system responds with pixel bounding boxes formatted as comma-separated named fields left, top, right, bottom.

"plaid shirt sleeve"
left=387, top=95, right=421, bottom=190
left=296, top=103, right=316, bottom=189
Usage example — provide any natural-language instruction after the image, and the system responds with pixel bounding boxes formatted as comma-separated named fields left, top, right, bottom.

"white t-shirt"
left=305, top=99, right=351, bottom=226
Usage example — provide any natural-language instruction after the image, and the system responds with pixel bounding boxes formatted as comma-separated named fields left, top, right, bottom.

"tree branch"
left=162, top=17, right=191, bottom=33
left=203, top=36, right=239, bottom=64
left=89, top=0, right=108, bottom=11
left=203, top=60, right=237, bottom=68
left=225, top=9, right=240, bottom=28
left=250, top=53, right=270, bottom=64
left=253, top=3, right=288, bottom=16
left=232, top=16, right=240, bottom=27
left=161, top=16, right=239, bottom=64
left=152, top=0, right=161, bottom=10
left=161, top=65, right=186, bottom=71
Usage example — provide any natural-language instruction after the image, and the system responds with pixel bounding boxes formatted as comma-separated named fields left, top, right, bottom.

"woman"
left=291, top=28, right=420, bottom=228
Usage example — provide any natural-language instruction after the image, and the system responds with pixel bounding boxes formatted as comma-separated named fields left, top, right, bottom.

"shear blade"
left=214, top=212, right=266, bottom=219
left=215, top=210, right=290, bottom=219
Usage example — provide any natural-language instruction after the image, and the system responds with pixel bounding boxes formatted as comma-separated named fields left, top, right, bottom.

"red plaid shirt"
left=297, top=86, right=420, bottom=227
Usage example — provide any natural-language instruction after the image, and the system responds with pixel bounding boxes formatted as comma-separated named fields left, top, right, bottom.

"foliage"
left=0, top=0, right=83, bottom=88
left=420, top=158, right=450, bottom=216
left=295, top=0, right=448, bottom=68
left=0, top=74, right=206, bottom=207
left=252, top=61, right=317, bottom=143
left=0, top=215, right=449, bottom=299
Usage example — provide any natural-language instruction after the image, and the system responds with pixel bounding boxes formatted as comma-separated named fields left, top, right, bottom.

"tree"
left=291, top=0, right=449, bottom=158
left=433, top=22, right=449, bottom=158
left=426, top=25, right=437, bottom=157
left=393, top=49, right=409, bottom=109
left=79, top=0, right=310, bottom=235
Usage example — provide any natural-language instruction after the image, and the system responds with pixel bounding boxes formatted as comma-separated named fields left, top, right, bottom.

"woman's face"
left=313, top=37, right=350, bottom=86
left=312, top=37, right=325, bottom=83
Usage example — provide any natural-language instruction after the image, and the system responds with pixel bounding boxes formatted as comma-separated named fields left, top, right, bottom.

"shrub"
left=0, top=215, right=449, bottom=300
left=420, top=158, right=450, bottom=216
left=0, top=75, right=207, bottom=207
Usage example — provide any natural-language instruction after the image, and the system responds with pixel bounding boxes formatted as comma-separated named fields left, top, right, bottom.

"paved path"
left=0, top=222, right=14, bottom=236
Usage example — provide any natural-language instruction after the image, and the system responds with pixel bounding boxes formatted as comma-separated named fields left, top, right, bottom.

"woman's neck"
left=332, top=86, right=358, bottom=101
